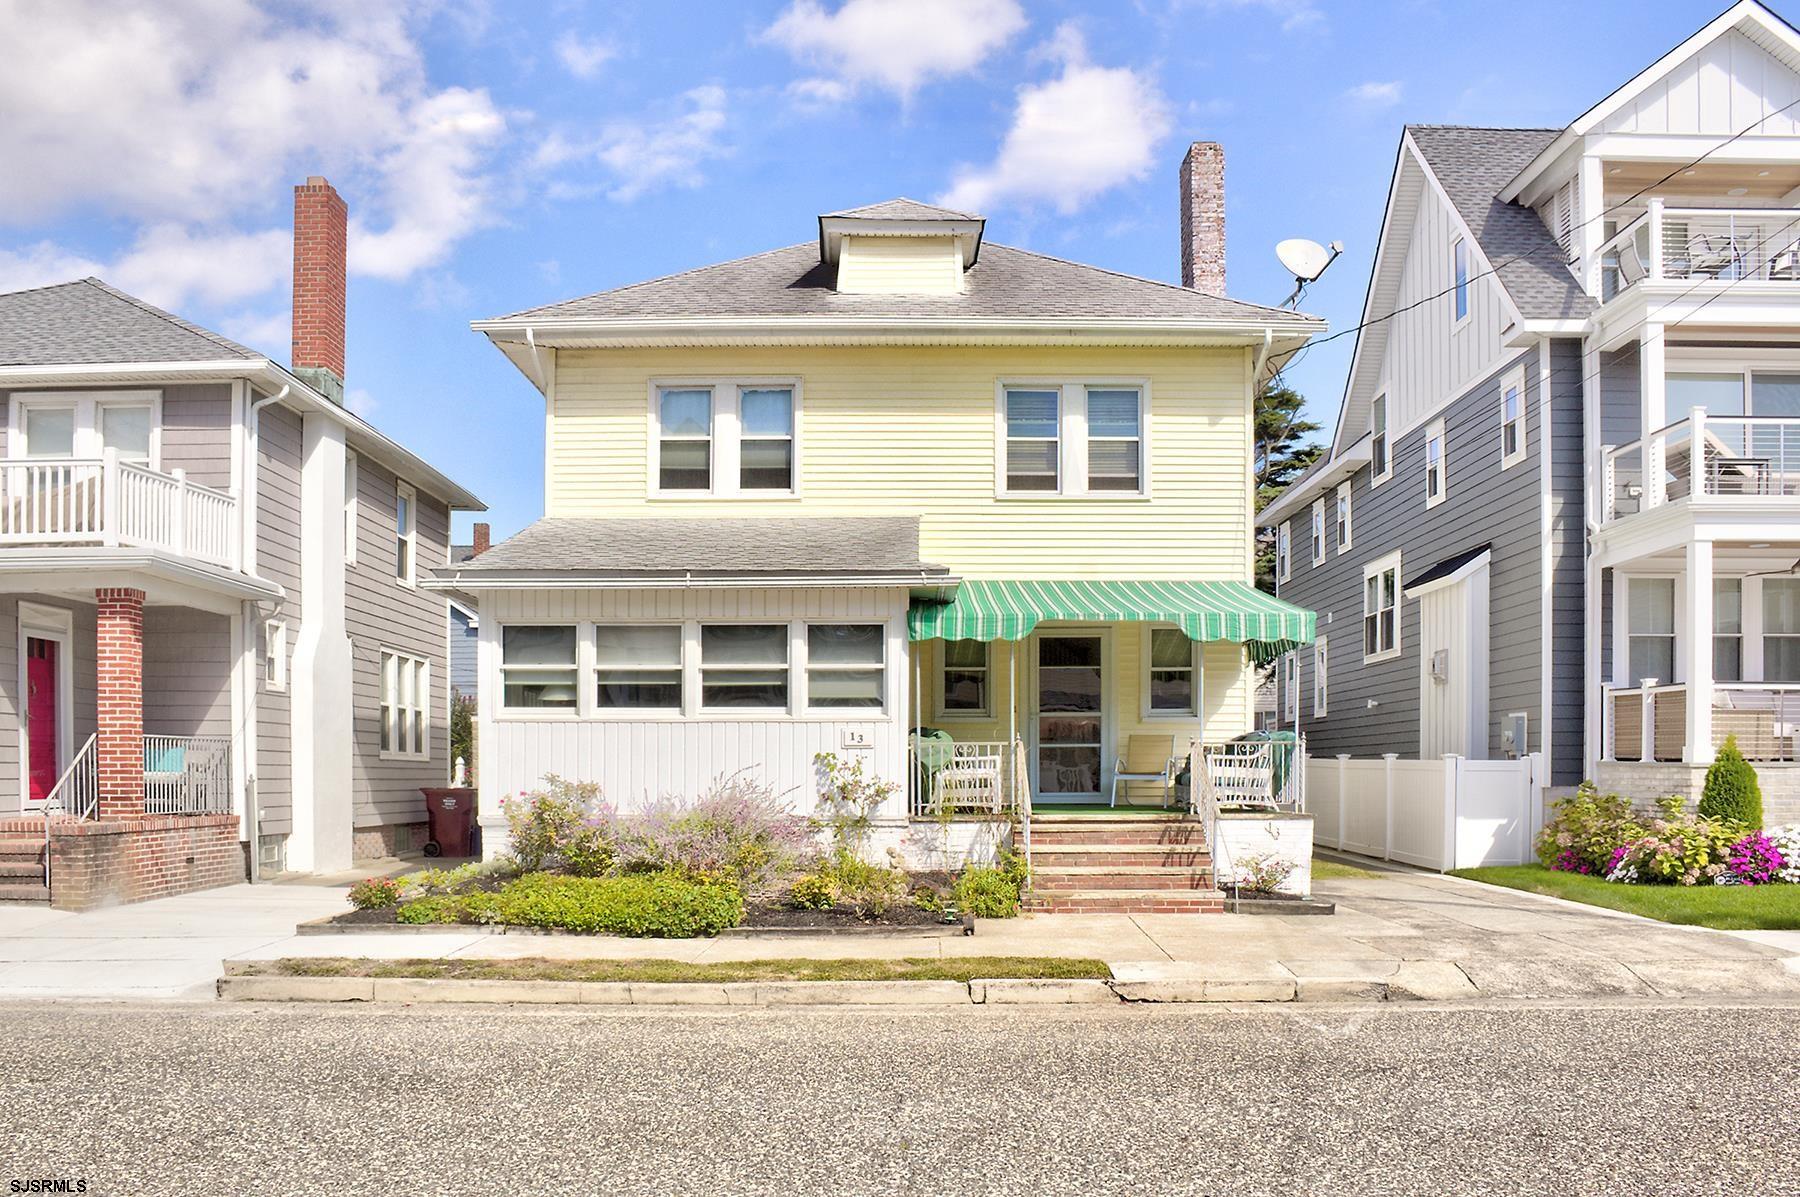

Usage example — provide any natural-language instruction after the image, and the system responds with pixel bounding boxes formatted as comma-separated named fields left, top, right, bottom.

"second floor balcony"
left=0, top=452, right=239, bottom=570
left=1603, top=409, right=1800, bottom=524
left=1601, top=199, right=1800, bottom=302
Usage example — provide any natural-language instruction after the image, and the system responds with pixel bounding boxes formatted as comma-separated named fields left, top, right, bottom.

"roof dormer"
left=817, top=198, right=985, bottom=295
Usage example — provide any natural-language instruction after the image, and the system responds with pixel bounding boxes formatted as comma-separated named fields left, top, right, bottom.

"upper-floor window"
left=1500, top=368, right=1528, bottom=469
left=1452, top=237, right=1469, bottom=324
left=1425, top=419, right=1446, bottom=508
left=395, top=480, right=416, bottom=586
left=655, top=382, right=799, bottom=496
left=1334, top=482, right=1352, bottom=553
left=380, top=650, right=430, bottom=761
left=1662, top=370, right=1800, bottom=426
left=11, top=391, right=157, bottom=466
left=1282, top=653, right=1298, bottom=722
left=1309, top=498, right=1325, bottom=564
left=1276, top=522, right=1292, bottom=584
left=344, top=450, right=359, bottom=565
left=1371, top=394, right=1390, bottom=483
left=264, top=620, right=288, bottom=693
left=1000, top=382, right=1146, bottom=496
left=1363, top=551, right=1401, bottom=661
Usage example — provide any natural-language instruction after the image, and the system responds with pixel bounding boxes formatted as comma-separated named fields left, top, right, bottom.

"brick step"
left=0, top=859, right=45, bottom=879
left=1028, top=826, right=1206, bottom=847
left=1029, top=845, right=1211, bottom=868
left=0, top=881, right=51, bottom=903
left=1031, top=867, right=1217, bottom=892
left=0, top=837, right=45, bottom=857
left=1022, top=889, right=1225, bottom=914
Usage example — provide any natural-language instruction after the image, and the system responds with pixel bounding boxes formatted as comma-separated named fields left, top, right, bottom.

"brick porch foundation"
left=0, top=815, right=244, bottom=911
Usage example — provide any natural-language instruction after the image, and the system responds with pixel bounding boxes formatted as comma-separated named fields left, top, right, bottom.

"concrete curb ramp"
left=215, top=957, right=1800, bottom=1006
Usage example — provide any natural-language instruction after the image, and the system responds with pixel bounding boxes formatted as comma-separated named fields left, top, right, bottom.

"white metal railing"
left=1197, top=739, right=1305, bottom=812
left=39, top=732, right=98, bottom=888
left=1600, top=200, right=1800, bottom=299
left=1602, top=409, right=1800, bottom=522
left=0, top=452, right=239, bottom=568
left=907, top=738, right=1022, bottom=818
left=143, top=734, right=233, bottom=815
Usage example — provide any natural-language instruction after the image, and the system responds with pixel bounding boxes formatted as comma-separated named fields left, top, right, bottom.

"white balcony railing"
left=1602, top=409, right=1800, bottom=522
left=1600, top=200, right=1800, bottom=299
left=0, top=452, right=238, bottom=569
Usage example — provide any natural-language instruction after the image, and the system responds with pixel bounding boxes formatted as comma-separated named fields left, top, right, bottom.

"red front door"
left=26, top=637, right=58, bottom=803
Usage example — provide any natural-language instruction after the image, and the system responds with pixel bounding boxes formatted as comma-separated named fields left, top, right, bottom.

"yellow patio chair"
left=1110, top=734, right=1178, bottom=809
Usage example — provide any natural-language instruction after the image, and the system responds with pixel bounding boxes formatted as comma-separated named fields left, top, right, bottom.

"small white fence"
left=0, top=453, right=239, bottom=568
left=1305, top=753, right=1544, bottom=870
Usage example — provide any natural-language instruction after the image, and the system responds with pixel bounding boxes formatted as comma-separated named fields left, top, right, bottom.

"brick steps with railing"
left=0, top=837, right=49, bottom=903
left=1023, top=816, right=1222, bottom=914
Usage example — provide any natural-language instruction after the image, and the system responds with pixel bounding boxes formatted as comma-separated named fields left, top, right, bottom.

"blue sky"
left=0, top=0, right=1751, bottom=539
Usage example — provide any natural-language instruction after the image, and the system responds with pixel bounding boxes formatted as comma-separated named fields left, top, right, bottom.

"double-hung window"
left=264, top=621, right=287, bottom=693
left=595, top=625, right=683, bottom=710
left=13, top=391, right=157, bottom=465
left=1500, top=369, right=1527, bottom=468
left=940, top=640, right=991, bottom=716
left=700, top=624, right=789, bottom=709
left=1003, top=388, right=1060, bottom=491
left=501, top=625, right=578, bottom=710
left=1335, top=482, right=1352, bottom=552
left=381, top=651, right=429, bottom=760
left=1452, top=237, right=1469, bottom=324
left=1371, top=394, right=1390, bottom=483
left=1626, top=578, right=1675, bottom=685
left=1000, top=383, right=1147, bottom=496
left=657, top=387, right=714, bottom=491
left=1715, top=578, right=1743, bottom=684
left=1764, top=578, right=1800, bottom=682
left=1313, top=637, right=1329, bottom=717
left=806, top=625, right=885, bottom=709
left=395, top=481, right=416, bottom=585
left=1282, top=654, right=1298, bottom=722
left=1276, top=522, right=1292, bottom=585
left=656, top=382, right=799, bottom=496
left=1309, top=498, right=1325, bottom=564
left=1085, top=388, right=1142, bottom=492
left=739, top=387, right=794, bottom=491
left=1425, top=419, right=1446, bottom=507
left=1146, top=627, right=1196, bottom=716
left=1363, top=553, right=1401, bottom=661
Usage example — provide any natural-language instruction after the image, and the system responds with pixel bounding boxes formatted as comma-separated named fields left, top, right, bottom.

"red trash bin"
left=420, top=788, right=477, bottom=858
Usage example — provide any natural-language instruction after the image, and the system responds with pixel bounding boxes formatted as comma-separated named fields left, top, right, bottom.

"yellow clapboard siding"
left=836, top=235, right=963, bottom=294
left=548, top=344, right=1253, bottom=581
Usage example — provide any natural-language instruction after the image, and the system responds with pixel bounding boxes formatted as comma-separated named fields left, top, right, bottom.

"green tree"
left=1253, top=379, right=1322, bottom=589
left=1699, top=734, right=1763, bottom=827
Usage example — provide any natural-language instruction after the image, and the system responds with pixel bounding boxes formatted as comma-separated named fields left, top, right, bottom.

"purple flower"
left=1725, top=832, right=1786, bottom=886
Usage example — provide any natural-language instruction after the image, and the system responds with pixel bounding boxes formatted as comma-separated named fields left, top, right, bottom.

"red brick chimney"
left=292, top=176, right=347, bottom=403
left=1179, top=143, right=1226, bottom=294
left=471, top=523, right=491, bottom=557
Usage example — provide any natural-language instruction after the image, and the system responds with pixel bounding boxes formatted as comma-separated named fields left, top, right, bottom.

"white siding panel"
left=1603, top=30, right=1800, bottom=137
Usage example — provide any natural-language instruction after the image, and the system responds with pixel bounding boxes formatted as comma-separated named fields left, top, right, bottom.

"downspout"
left=241, top=383, right=287, bottom=881
left=1251, top=328, right=1274, bottom=383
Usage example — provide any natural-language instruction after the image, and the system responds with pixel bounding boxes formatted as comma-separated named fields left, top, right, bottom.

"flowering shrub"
left=1232, top=852, right=1299, bottom=893
left=787, top=873, right=836, bottom=910
left=1553, top=849, right=1597, bottom=876
left=502, top=777, right=613, bottom=874
left=1536, top=784, right=1644, bottom=874
left=1769, top=825, right=1800, bottom=884
left=347, top=877, right=403, bottom=910
left=611, top=771, right=811, bottom=895
left=1721, top=832, right=1787, bottom=886
left=1599, top=796, right=1745, bottom=886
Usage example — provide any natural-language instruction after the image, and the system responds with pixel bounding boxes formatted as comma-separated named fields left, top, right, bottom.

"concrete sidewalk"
left=4, top=866, right=1799, bottom=1002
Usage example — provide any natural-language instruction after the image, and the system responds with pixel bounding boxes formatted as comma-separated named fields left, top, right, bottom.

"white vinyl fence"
left=1305, top=753, right=1544, bottom=870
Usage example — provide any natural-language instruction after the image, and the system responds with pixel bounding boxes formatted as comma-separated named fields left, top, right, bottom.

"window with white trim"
left=657, top=386, right=713, bottom=491
left=1425, top=419, right=1446, bottom=507
left=1146, top=627, right=1197, bottom=716
left=1003, top=387, right=1060, bottom=492
left=1715, top=577, right=1743, bottom=684
left=1085, top=388, right=1143, bottom=492
left=1500, top=369, right=1527, bottom=468
left=381, top=651, right=430, bottom=760
left=1309, top=498, right=1325, bottom=565
left=1371, top=394, right=1390, bottom=482
left=1000, top=383, right=1147, bottom=496
left=344, top=451, right=359, bottom=564
left=739, top=387, right=795, bottom=491
left=1763, top=578, right=1800, bottom=682
left=701, top=624, right=789, bottom=709
left=806, top=624, right=885, bottom=709
left=394, top=480, right=416, bottom=585
left=1276, top=522, right=1292, bottom=584
left=1313, top=637, right=1328, bottom=717
left=940, top=640, right=991, bottom=717
left=13, top=391, right=158, bottom=465
left=595, top=625, right=683, bottom=710
left=1627, top=578, right=1675, bottom=686
left=655, top=383, right=799, bottom=496
left=1334, top=482, right=1352, bottom=553
left=1363, top=553, right=1401, bottom=661
left=1452, top=237, right=1469, bottom=324
left=264, top=620, right=287, bottom=692
left=1282, top=653, right=1298, bottom=722
left=501, top=625, right=578, bottom=710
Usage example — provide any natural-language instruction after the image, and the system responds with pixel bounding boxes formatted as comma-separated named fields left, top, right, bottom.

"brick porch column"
left=96, top=588, right=145, bottom=822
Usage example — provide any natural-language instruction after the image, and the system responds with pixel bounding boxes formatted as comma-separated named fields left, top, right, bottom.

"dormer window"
left=818, top=198, right=984, bottom=296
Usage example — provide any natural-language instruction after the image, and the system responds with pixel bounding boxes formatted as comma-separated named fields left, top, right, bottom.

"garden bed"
left=1452, top=865, right=1800, bottom=930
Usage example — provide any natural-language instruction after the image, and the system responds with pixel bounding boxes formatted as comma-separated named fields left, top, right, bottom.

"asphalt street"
left=2, top=1000, right=1796, bottom=1196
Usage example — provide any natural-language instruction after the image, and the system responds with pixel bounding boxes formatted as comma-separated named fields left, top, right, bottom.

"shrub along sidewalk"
left=233, top=956, right=1112, bottom=984
left=1451, top=865, right=1800, bottom=930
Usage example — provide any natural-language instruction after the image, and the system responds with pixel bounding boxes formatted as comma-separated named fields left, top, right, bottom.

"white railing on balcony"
left=1606, top=682, right=1800, bottom=763
left=0, top=452, right=238, bottom=568
left=143, top=734, right=234, bottom=815
left=1602, top=409, right=1800, bottom=522
left=1600, top=200, right=1800, bottom=299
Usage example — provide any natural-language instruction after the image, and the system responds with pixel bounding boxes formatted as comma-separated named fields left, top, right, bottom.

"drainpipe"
left=1251, top=328, right=1274, bottom=383
left=240, top=384, right=286, bottom=880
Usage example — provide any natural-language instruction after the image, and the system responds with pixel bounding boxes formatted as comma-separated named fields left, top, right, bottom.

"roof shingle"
left=0, top=277, right=262, bottom=366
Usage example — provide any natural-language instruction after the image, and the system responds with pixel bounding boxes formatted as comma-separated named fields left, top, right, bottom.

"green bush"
left=396, top=872, right=742, bottom=937
left=823, top=851, right=908, bottom=916
left=787, top=873, right=836, bottom=910
left=1699, top=736, right=1764, bottom=828
left=1536, top=783, right=1645, bottom=873
left=502, top=777, right=612, bottom=873
left=950, top=851, right=1029, bottom=918
left=347, top=877, right=402, bottom=910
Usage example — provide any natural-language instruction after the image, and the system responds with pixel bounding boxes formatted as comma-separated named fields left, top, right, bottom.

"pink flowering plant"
left=1719, top=832, right=1787, bottom=886
left=1597, top=796, right=1746, bottom=886
left=1536, top=784, right=1644, bottom=874
left=610, top=770, right=812, bottom=895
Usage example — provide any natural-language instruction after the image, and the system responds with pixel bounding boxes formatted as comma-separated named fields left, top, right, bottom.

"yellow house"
left=445, top=153, right=1320, bottom=908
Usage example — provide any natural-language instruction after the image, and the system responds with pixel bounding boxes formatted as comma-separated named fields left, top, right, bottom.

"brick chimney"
left=292, top=176, right=347, bottom=404
left=1179, top=142, right=1226, bottom=294
left=471, top=522, right=491, bottom=557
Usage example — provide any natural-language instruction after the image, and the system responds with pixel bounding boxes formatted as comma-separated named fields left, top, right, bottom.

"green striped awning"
left=906, top=579, right=1315, bottom=665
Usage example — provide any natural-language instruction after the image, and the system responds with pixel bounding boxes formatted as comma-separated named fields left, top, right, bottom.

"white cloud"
left=555, top=32, right=616, bottom=79
left=0, top=242, right=107, bottom=294
left=938, top=26, right=1171, bottom=216
left=217, top=308, right=294, bottom=355
left=344, top=387, right=380, bottom=419
left=534, top=86, right=732, bottom=203
left=1345, top=80, right=1403, bottom=107
left=764, top=0, right=1026, bottom=101
left=0, top=0, right=506, bottom=307
left=112, top=225, right=292, bottom=309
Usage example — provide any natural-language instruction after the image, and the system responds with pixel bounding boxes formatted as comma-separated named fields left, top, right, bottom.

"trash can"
left=420, top=787, right=476, bottom=858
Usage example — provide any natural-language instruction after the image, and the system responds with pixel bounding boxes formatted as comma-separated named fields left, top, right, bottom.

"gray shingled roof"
left=496, top=242, right=1316, bottom=326
left=1407, top=127, right=1595, bottom=322
left=0, top=277, right=262, bottom=366
left=441, top=516, right=946, bottom=579
left=822, top=198, right=982, bottom=221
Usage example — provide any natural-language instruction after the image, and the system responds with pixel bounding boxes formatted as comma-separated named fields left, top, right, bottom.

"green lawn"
left=1312, top=855, right=1380, bottom=880
left=243, top=956, right=1113, bottom=984
left=1451, top=865, right=1800, bottom=930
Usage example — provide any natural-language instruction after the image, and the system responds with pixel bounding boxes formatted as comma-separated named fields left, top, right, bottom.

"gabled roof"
left=822, top=197, right=981, bottom=221
left=1407, top=127, right=1594, bottom=322
left=0, top=277, right=260, bottom=366
left=489, top=241, right=1319, bottom=327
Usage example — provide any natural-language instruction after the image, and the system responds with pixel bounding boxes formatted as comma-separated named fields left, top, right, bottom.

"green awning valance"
left=906, top=579, right=1315, bottom=665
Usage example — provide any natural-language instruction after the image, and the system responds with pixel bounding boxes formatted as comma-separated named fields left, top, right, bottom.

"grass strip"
left=247, top=955, right=1113, bottom=984
left=1311, top=856, right=1380, bottom=880
left=1451, top=864, right=1800, bottom=931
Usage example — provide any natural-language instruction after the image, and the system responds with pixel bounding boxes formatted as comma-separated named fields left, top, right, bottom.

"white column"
left=1685, top=538, right=1715, bottom=765
left=1640, top=326, right=1667, bottom=506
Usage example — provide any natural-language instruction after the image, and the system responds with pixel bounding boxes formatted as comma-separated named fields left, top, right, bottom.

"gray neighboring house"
left=0, top=176, right=483, bottom=905
left=447, top=525, right=489, bottom=703
left=1260, top=0, right=1800, bottom=823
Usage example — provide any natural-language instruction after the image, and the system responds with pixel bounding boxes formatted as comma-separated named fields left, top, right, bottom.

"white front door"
left=1418, top=564, right=1490, bottom=759
left=1032, top=631, right=1107, bottom=802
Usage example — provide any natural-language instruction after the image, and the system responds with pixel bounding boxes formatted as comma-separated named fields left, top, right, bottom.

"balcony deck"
left=0, top=454, right=238, bottom=570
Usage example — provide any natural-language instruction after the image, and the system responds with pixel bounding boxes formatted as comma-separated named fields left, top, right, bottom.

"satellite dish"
left=1277, top=238, right=1333, bottom=282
